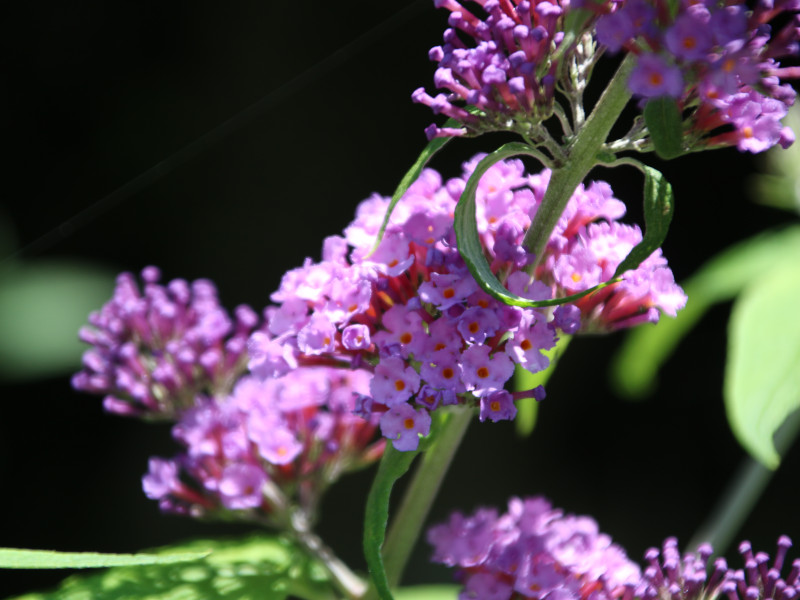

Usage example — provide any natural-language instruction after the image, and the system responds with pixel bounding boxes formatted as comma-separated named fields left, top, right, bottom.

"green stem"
left=686, top=408, right=800, bottom=555
left=522, top=53, right=636, bottom=264
left=380, top=405, right=473, bottom=591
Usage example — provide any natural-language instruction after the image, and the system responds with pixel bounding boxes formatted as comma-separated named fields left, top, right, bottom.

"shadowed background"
left=1, top=1, right=798, bottom=597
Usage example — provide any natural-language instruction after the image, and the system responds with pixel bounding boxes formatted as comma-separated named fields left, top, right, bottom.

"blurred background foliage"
left=1, top=1, right=799, bottom=598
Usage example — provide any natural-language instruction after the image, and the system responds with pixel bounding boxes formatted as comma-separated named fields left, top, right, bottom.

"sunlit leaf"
left=725, top=262, right=800, bottom=468
left=612, top=226, right=800, bottom=398
left=0, top=261, right=115, bottom=381
left=0, top=547, right=209, bottom=570
left=394, top=585, right=459, bottom=600
left=7, top=536, right=337, bottom=600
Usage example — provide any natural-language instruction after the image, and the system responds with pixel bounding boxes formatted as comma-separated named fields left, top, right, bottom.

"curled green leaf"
left=613, top=165, right=675, bottom=277
left=454, top=144, right=620, bottom=308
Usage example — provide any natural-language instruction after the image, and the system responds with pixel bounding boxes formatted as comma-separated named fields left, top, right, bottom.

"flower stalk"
left=522, top=53, right=636, bottom=265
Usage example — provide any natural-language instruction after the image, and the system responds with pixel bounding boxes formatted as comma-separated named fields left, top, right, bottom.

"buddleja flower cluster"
left=414, top=0, right=799, bottom=154
left=597, top=0, right=799, bottom=153
left=413, top=0, right=600, bottom=138
left=73, top=268, right=382, bottom=520
left=247, top=154, right=686, bottom=452
left=71, top=266, right=258, bottom=419
left=429, top=497, right=800, bottom=600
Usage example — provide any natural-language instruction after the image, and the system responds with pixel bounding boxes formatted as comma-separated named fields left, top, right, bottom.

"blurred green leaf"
left=6, top=536, right=337, bottom=600
left=725, top=262, right=800, bottom=468
left=514, top=335, right=572, bottom=437
left=749, top=104, right=800, bottom=214
left=0, top=210, right=18, bottom=258
left=643, top=97, right=684, bottom=160
left=0, top=547, right=209, bottom=569
left=364, top=445, right=419, bottom=600
left=0, top=261, right=115, bottom=381
left=612, top=226, right=800, bottom=398
left=394, top=585, right=459, bottom=600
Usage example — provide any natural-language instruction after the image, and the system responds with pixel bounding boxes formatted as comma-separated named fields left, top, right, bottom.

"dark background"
left=1, top=1, right=798, bottom=597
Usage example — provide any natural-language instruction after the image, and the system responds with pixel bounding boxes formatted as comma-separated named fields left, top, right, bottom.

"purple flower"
left=341, top=324, right=371, bottom=350
left=218, top=464, right=266, bottom=510
left=428, top=496, right=640, bottom=600
left=142, top=458, right=180, bottom=500
left=479, top=389, right=517, bottom=422
left=380, top=403, right=432, bottom=451
left=665, top=12, right=713, bottom=61
left=460, top=344, right=515, bottom=394
left=629, top=54, right=685, bottom=99
left=73, top=267, right=258, bottom=419
left=458, top=306, right=501, bottom=345
left=370, top=356, right=421, bottom=406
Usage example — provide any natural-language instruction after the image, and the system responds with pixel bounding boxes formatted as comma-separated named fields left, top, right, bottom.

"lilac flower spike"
left=428, top=496, right=641, bottom=600
left=414, top=0, right=604, bottom=139
left=247, top=155, right=685, bottom=450
left=72, top=267, right=258, bottom=419
left=431, top=497, right=800, bottom=600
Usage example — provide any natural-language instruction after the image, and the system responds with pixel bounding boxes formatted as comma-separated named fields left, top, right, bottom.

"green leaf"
left=644, top=97, right=684, bottom=160
left=363, top=445, right=419, bottom=600
left=368, top=129, right=454, bottom=256
left=725, top=262, right=800, bottom=468
left=613, top=165, right=674, bottom=277
left=454, top=144, right=619, bottom=308
left=394, top=585, right=459, bottom=600
left=514, top=334, right=572, bottom=437
left=612, top=226, right=800, bottom=398
left=0, top=261, right=115, bottom=381
left=6, top=536, right=337, bottom=600
left=0, top=548, right=209, bottom=570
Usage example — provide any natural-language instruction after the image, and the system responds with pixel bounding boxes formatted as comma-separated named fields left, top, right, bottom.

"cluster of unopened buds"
left=414, top=0, right=799, bottom=154
left=429, top=496, right=800, bottom=600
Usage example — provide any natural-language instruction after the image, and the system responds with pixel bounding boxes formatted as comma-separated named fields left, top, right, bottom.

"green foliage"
left=612, top=226, right=800, bottom=467
left=0, top=548, right=209, bottom=570
left=613, top=226, right=800, bottom=398
left=613, top=165, right=674, bottom=277
left=5, top=536, right=337, bottom=600
left=363, top=445, right=419, bottom=600
left=0, top=260, right=115, bottom=381
left=725, top=262, right=800, bottom=468
left=393, top=586, right=458, bottom=600
left=644, top=97, right=684, bottom=160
